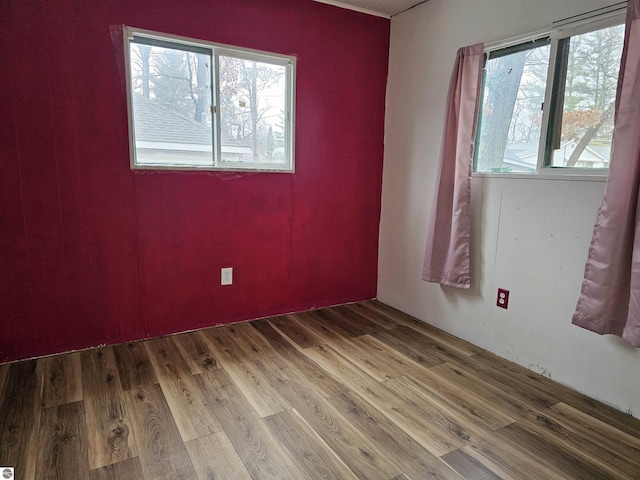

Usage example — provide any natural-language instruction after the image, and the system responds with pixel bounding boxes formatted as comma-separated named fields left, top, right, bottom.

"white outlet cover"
left=221, top=267, right=233, bottom=285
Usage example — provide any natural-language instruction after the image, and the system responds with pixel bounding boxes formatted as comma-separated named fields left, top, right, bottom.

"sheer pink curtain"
left=573, top=0, right=640, bottom=347
left=423, top=44, right=484, bottom=289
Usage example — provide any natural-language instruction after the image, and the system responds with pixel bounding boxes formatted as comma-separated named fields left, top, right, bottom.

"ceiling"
left=313, top=0, right=427, bottom=18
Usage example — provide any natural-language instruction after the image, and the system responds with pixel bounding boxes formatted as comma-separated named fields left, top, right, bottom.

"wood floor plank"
left=200, top=325, right=242, bottom=366
left=382, top=376, right=477, bottom=455
left=559, top=393, right=640, bottom=441
left=513, top=405, right=640, bottom=479
left=0, top=360, right=43, bottom=480
left=308, top=342, right=479, bottom=454
left=399, top=370, right=515, bottom=431
left=214, top=355, right=290, bottom=417
left=171, top=330, right=221, bottom=375
left=476, top=356, right=640, bottom=441
left=35, top=401, right=88, bottom=480
left=292, top=311, right=360, bottom=349
left=87, top=458, right=144, bottom=480
left=291, top=311, right=355, bottom=341
left=305, top=308, right=371, bottom=337
left=471, top=346, right=640, bottom=436
left=456, top=426, right=567, bottom=480
left=371, top=328, right=444, bottom=368
left=443, top=445, right=518, bottom=480
left=201, top=324, right=291, bottom=418
left=303, top=344, right=465, bottom=456
left=298, top=322, right=406, bottom=382
left=363, top=301, right=482, bottom=356
left=429, top=362, right=538, bottom=421
left=340, top=302, right=398, bottom=330
left=441, top=448, right=503, bottom=480
left=547, top=402, right=640, bottom=468
left=495, top=422, right=616, bottom=479
left=199, top=368, right=307, bottom=480
left=365, top=300, right=425, bottom=327
left=328, top=390, right=462, bottom=480
left=286, top=348, right=466, bottom=472
left=250, top=318, right=300, bottom=354
left=264, top=409, right=360, bottom=480
left=113, top=342, right=159, bottom=391
left=367, top=300, right=421, bottom=321
left=472, top=350, right=584, bottom=405
left=217, top=322, right=279, bottom=360
left=248, top=356, right=403, bottom=480
left=41, top=352, right=83, bottom=407
left=250, top=320, right=347, bottom=397
left=0, top=362, right=8, bottom=399
left=400, top=323, right=481, bottom=359
left=268, top=315, right=321, bottom=349
left=300, top=343, right=386, bottom=398
left=392, top=374, right=518, bottom=442
left=352, top=334, right=429, bottom=379
left=185, top=431, right=252, bottom=480
left=81, top=347, right=138, bottom=469
left=203, top=322, right=280, bottom=370
left=462, top=436, right=566, bottom=479
left=448, top=354, right=560, bottom=411
left=124, top=384, right=198, bottom=480
left=331, top=336, right=406, bottom=382
left=327, top=305, right=384, bottom=335
left=386, top=325, right=470, bottom=365
left=144, top=336, right=222, bottom=441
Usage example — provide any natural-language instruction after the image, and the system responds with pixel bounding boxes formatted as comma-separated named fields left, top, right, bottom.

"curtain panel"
left=423, top=44, right=484, bottom=289
left=572, top=0, right=640, bottom=347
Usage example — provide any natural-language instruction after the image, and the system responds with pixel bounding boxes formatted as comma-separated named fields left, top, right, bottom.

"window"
left=124, top=27, right=296, bottom=172
left=476, top=38, right=551, bottom=173
left=474, top=15, right=625, bottom=175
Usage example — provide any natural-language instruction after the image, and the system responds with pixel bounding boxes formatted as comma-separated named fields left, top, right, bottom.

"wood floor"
left=1, top=301, right=640, bottom=479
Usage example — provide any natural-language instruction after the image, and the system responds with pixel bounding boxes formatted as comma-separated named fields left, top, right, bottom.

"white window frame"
left=123, top=26, right=296, bottom=173
left=474, top=9, right=625, bottom=181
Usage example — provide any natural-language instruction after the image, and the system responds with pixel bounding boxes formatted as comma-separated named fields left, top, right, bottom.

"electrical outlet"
left=221, top=267, right=233, bottom=286
left=497, top=288, right=509, bottom=309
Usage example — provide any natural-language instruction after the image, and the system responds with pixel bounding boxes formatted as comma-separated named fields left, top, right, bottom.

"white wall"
left=379, top=0, right=640, bottom=416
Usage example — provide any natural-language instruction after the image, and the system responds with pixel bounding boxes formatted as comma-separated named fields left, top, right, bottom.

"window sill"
left=472, top=171, right=607, bottom=182
left=132, top=163, right=294, bottom=174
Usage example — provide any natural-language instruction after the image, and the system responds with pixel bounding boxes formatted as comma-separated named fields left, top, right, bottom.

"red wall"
left=0, top=0, right=389, bottom=362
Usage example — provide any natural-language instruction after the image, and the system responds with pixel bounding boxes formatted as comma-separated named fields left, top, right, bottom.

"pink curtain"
left=572, top=0, right=640, bottom=347
left=423, top=44, right=484, bottom=289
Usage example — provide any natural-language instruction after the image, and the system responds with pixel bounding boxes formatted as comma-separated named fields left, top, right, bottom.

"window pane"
left=476, top=42, right=551, bottom=173
left=548, top=24, right=624, bottom=169
left=129, top=41, right=213, bottom=166
left=218, top=55, right=288, bottom=166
